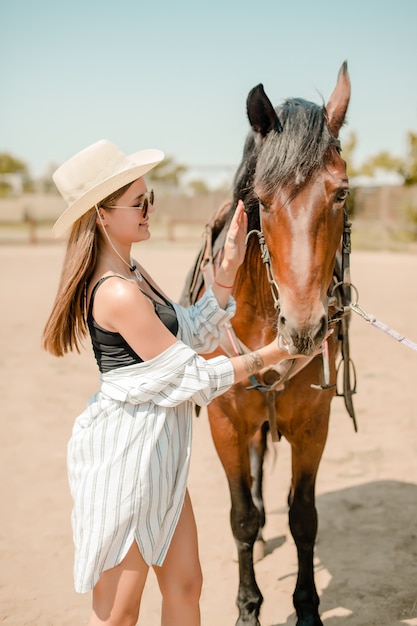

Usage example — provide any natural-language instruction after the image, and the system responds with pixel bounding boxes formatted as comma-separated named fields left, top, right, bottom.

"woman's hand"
left=216, top=200, right=248, bottom=285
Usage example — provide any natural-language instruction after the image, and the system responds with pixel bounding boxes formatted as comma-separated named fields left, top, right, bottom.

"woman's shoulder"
left=90, top=274, right=153, bottom=331
left=100, top=274, right=146, bottom=296
left=91, top=274, right=149, bottom=309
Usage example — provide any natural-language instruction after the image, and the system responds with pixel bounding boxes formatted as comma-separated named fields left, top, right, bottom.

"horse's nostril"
left=279, top=315, right=286, bottom=327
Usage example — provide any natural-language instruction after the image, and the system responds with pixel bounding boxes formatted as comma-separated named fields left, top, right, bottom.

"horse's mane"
left=256, top=98, right=334, bottom=193
left=184, top=93, right=342, bottom=314
left=224, top=97, right=335, bottom=234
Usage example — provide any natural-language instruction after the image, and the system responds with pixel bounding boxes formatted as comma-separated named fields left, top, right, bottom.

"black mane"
left=256, top=98, right=333, bottom=191
left=231, top=97, right=335, bottom=230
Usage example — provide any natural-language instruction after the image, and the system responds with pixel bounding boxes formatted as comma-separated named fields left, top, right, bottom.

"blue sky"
left=2, top=0, right=417, bottom=183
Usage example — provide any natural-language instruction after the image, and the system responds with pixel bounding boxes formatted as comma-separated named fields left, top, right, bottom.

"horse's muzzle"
left=278, top=313, right=328, bottom=356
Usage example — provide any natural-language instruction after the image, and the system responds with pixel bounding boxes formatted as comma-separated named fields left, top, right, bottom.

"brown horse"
left=182, top=62, right=353, bottom=626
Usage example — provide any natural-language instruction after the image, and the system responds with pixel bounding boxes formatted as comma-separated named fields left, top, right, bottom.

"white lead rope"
left=350, top=302, right=417, bottom=352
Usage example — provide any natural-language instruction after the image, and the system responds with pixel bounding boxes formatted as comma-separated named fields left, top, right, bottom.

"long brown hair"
left=42, top=182, right=132, bottom=356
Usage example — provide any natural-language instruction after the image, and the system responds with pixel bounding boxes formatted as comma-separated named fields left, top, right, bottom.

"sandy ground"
left=1, top=237, right=417, bottom=626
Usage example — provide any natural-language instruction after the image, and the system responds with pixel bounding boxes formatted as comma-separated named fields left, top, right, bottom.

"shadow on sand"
left=270, top=480, right=417, bottom=626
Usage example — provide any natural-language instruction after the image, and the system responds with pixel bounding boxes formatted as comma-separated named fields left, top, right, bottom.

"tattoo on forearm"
left=242, top=351, right=264, bottom=375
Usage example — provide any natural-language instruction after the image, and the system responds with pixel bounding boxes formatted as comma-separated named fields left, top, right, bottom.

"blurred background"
left=2, top=0, right=417, bottom=247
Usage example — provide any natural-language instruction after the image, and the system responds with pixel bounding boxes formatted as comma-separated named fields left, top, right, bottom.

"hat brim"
left=52, top=149, right=164, bottom=238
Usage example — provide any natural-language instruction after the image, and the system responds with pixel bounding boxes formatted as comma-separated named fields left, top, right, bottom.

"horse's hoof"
left=253, top=538, right=265, bottom=563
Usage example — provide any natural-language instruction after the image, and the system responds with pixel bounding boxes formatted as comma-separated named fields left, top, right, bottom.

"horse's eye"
left=335, top=188, right=349, bottom=205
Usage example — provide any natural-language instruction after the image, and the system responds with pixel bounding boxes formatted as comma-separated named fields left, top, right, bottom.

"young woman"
left=43, top=139, right=302, bottom=626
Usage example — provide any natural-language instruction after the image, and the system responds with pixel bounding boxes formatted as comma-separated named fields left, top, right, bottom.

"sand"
left=1, top=239, right=417, bottom=626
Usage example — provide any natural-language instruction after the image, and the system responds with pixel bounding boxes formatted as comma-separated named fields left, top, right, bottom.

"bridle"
left=245, top=227, right=280, bottom=309
left=244, top=204, right=354, bottom=335
left=234, top=203, right=358, bottom=438
left=192, top=188, right=358, bottom=441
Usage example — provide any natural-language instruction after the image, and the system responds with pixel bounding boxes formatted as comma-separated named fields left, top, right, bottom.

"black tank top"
left=87, top=275, right=179, bottom=373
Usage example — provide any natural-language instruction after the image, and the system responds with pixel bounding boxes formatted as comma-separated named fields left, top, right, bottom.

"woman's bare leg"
left=154, top=490, right=203, bottom=626
left=88, top=541, right=149, bottom=626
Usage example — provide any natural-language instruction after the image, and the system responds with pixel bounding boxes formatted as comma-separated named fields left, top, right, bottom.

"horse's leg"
left=249, top=421, right=269, bottom=562
left=287, top=406, right=330, bottom=626
left=208, top=403, right=263, bottom=626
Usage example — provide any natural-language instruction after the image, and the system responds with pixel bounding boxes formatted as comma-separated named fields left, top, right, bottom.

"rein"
left=333, top=214, right=417, bottom=351
left=350, top=291, right=417, bottom=352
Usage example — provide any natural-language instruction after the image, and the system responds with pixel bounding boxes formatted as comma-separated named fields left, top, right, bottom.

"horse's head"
left=235, top=62, right=351, bottom=356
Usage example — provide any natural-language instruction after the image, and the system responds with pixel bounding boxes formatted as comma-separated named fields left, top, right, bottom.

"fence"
left=1, top=185, right=417, bottom=245
left=0, top=191, right=230, bottom=243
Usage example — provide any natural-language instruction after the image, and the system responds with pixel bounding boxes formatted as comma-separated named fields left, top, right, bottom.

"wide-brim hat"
left=52, top=139, right=164, bottom=238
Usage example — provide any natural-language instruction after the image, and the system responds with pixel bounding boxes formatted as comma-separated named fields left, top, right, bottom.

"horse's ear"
left=325, top=61, right=351, bottom=137
left=247, top=84, right=283, bottom=137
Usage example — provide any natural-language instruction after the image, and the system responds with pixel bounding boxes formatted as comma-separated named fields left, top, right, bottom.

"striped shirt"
left=67, top=287, right=236, bottom=593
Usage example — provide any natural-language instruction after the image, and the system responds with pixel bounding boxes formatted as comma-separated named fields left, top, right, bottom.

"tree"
left=0, top=152, right=28, bottom=175
left=359, top=151, right=404, bottom=177
left=400, top=131, right=417, bottom=186
left=0, top=152, right=30, bottom=196
left=187, top=179, right=211, bottom=195
left=341, top=131, right=359, bottom=178
left=147, top=155, right=187, bottom=188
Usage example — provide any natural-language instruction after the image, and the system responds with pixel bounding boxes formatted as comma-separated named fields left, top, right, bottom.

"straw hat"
left=52, top=139, right=164, bottom=238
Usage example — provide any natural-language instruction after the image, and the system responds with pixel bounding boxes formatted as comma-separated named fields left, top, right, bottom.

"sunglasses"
left=106, top=189, right=154, bottom=219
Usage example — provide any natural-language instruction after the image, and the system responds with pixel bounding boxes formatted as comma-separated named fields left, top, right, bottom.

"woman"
left=43, top=139, right=301, bottom=626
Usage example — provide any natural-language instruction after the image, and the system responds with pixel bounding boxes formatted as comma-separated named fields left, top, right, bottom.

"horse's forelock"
left=232, top=98, right=334, bottom=224
left=254, top=98, right=334, bottom=197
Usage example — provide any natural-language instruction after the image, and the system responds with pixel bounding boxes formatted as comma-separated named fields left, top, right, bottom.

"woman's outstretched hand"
left=217, top=200, right=248, bottom=283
